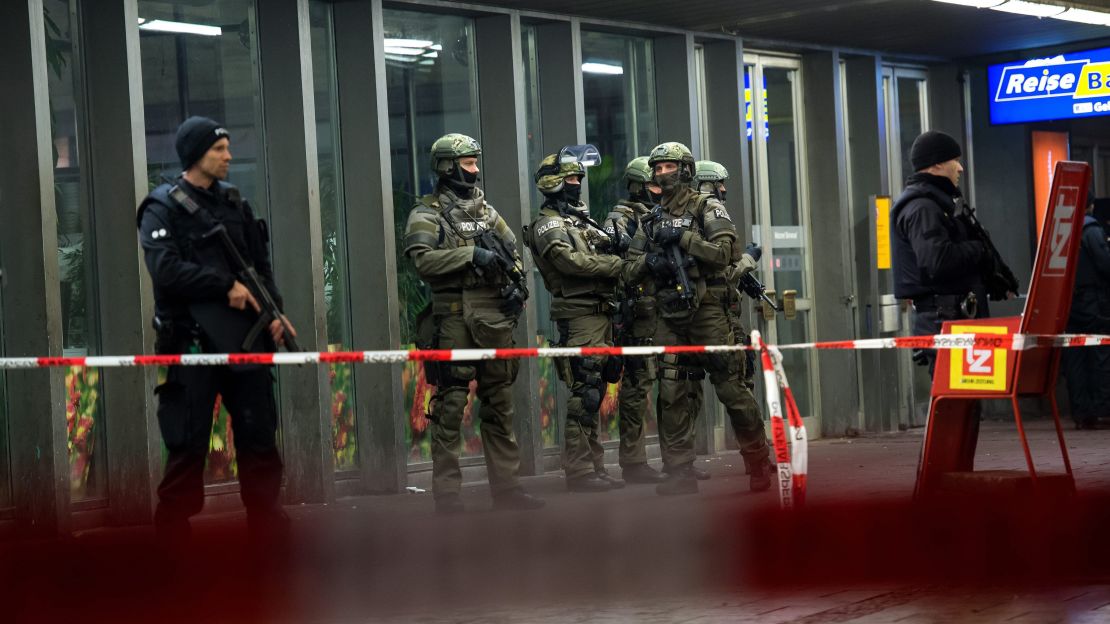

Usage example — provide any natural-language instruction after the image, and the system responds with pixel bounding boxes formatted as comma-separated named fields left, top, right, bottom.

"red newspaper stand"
left=915, top=161, right=1090, bottom=500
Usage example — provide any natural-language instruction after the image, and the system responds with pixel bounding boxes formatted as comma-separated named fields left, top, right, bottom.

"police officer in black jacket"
left=137, top=117, right=296, bottom=543
left=891, top=131, right=1013, bottom=372
left=1063, top=200, right=1110, bottom=429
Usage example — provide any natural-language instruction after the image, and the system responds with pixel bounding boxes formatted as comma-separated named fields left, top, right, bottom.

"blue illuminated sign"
left=989, top=46, right=1110, bottom=125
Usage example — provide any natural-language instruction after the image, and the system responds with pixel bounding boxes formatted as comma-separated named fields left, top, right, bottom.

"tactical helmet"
left=534, top=153, right=586, bottom=195
left=648, top=141, right=696, bottom=181
left=623, top=156, right=652, bottom=185
left=693, top=160, right=729, bottom=183
left=429, top=133, right=482, bottom=175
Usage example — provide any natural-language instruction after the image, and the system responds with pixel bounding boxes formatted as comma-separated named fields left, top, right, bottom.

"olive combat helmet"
left=624, top=156, right=654, bottom=202
left=624, top=156, right=652, bottom=186
left=648, top=141, right=696, bottom=182
left=430, top=133, right=481, bottom=174
left=534, top=154, right=586, bottom=195
left=694, top=160, right=729, bottom=200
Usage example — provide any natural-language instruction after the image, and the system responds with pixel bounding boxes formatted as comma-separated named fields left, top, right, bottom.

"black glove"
left=472, top=247, right=497, bottom=268
left=745, top=242, right=762, bottom=262
left=654, top=226, right=684, bottom=247
left=645, top=251, right=674, bottom=279
left=611, top=230, right=632, bottom=255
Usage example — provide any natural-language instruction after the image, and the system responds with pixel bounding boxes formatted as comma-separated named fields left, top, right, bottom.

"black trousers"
left=154, top=365, right=283, bottom=525
left=912, top=298, right=982, bottom=471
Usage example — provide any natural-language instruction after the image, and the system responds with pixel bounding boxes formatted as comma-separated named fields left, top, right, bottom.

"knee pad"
left=580, top=387, right=602, bottom=415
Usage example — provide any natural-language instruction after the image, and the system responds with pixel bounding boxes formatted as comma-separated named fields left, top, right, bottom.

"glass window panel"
left=138, top=0, right=267, bottom=484
left=139, top=0, right=267, bottom=213
left=775, top=311, right=812, bottom=420
left=45, top=0, right=107, bottom=502
left=521, top=24, right=561, bottom=449
left=582, top=30, right=658, bottom=442
left=384, top=10, right=482, bottom=463
left=897, top=77, right=925, bottom=183
left=310, top=2, right=358, bottom=471
left=582, top=30, right=658, bottom=223
left=763, top=67, right=806, bottom=299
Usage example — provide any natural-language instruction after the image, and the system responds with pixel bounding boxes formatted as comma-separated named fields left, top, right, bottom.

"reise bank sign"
left=989, top=46, right=1110, bottom=125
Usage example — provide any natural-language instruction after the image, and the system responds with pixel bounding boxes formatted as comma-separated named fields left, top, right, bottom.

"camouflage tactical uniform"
left=524, top=153, right=623, bottom=491
left=602, top=157, right=663, bottom=478
left=625, top=143, right=771, bottom=495
left=403, top=134, right=541, bottom=513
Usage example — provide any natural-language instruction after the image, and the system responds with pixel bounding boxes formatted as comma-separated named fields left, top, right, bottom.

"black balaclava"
left=441, top=162, right=479, bottom=198
left=564, top=182, right=583, bottom=204
left=628, top=182, right=652, bottom=205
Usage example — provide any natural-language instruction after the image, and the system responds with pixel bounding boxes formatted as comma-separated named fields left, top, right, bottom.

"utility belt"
left=911, top=292, right=978, bottom=319
left=153, top=315, right=202, bottom=355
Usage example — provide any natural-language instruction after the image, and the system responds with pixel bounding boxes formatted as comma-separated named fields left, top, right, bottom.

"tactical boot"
left=492, top=488, right=546, bottom=511
left=656, top=465, right=699, bottom=496
left=663, top=463, right=710, bottom=481
left=435, top=493, right=465, bottom=515
left=567, top=473, right=611, bottom=492
left=749, top=457, right=775, bottom=493
left=622, top=463, right=666, bottom=484
left=596, top=469, right=625, bottom=489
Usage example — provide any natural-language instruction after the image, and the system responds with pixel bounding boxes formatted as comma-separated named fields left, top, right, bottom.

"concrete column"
left=0, top=0, right=70, bottom=535
left=653, top=33, right=701, bottom=157
left=333, top=0, right=407, bottom=493
left=845, top=55, right=900, bottom=432
left=257, top=0, right=334, bottom=504
left=801, top=51, right=858, bottom=438
left=700, top=37, right=749, bottom=453
left=475, top=13, right=543, bottom=476
left=78, top=0, right=161, bottom=525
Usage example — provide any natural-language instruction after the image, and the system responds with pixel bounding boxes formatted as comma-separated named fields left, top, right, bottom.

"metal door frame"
left=744, top=51, right=820, bottom=428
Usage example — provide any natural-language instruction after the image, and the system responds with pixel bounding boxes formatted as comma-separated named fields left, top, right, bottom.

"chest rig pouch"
left=645, top=207, right=701, bottom=323
left=438, top=197, right=509, bottom=291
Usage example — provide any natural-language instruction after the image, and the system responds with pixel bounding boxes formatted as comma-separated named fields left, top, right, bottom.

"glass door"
left=883, top=65, right=930, bottom=428
left=744, top=53, right=820, bottom=430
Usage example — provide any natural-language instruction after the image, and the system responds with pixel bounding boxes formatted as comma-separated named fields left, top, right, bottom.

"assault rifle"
left=473, top=228, right=529, bottom=315
left=955, top=200, right=1019, bottom=301
left=218, top=227, right=300, bottom=352
left=169, top=185, right=300, bottom=352
left=664, top=243, right=697, bottom=311
left=737, top=272, right=780, bottom=312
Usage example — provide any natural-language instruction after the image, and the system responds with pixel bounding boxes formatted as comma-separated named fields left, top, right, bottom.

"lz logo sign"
left=1045, top=187, right=1078, bottom=276
left=949, top=325, right=1009, bottom=392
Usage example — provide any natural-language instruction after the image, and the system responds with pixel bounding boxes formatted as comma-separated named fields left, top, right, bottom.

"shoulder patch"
left=535, top=218, right=564, bottom=239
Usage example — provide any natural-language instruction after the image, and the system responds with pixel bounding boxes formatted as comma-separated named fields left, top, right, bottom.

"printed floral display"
left=536, top=335, right=559, bottom=448
left=402, top=349, right=482, bottom=463
left=65, top=366, right=98, bottom=494
left=205, top=395, right=237, bottom=483
left=328, top=346, right=358, bottom=470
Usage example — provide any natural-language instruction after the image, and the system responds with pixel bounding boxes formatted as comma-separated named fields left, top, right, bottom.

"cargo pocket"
left=154, top=380, right=189, bottom=450
left=464, top=302, right=515, bottom=348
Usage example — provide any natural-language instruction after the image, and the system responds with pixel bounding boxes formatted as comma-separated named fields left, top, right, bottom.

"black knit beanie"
left=175, top=116, right=229, bottom=171
left=910, top=130, right=962, bottom=172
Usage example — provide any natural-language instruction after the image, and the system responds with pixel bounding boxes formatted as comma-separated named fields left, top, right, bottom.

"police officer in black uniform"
left=891, top=130, right=1015, bottom=471
left=892, top=130, right=1013, bottom=371
left=137, top=117, right=295, bottom=543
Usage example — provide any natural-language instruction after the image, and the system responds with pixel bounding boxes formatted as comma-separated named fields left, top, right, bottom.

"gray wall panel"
left=258, top=0, right=334, bottom=504
left=334, top=0, right=407, bottom=493
left=801, top=51, right=857, bottom=437
left=475, top=13, right=544, bottom=475
left=0, top=0, right=70, bottom=535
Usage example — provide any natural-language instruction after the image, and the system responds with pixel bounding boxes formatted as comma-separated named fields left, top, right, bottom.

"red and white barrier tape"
left=755, top=331, right=808, bottom=510
left=0, top=332, right=1106, bottom=370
